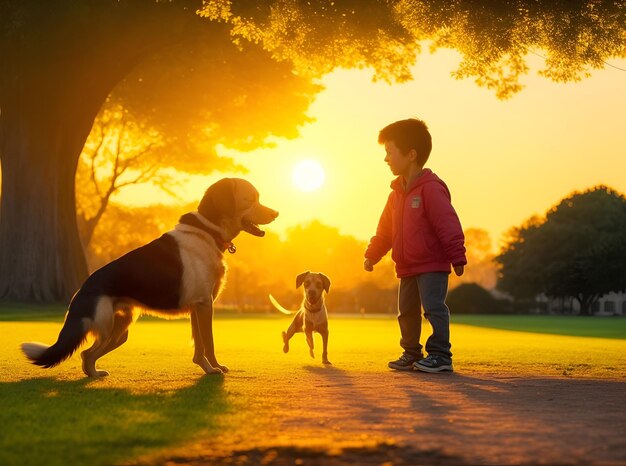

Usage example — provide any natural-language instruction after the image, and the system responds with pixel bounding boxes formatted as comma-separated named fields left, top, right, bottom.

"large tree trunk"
left=0, top=62, right=109, bottom=301
left=0, top=111, right=90, bottom=302
left=0, top=0, right=195, bottom=302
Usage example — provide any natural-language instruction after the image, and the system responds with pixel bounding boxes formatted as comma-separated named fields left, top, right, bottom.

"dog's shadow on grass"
left=0, top=375, right=229, bottom=466
left=303, top=364, right=345, bottom=374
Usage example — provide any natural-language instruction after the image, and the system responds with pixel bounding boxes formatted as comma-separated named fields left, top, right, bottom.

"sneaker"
left=413, top=355, right=453, bottom=373
left=388, top=353, right=422, bottom=371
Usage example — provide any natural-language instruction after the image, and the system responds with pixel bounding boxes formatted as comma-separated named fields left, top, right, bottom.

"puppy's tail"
left=269, top=294, right=296, bottom=315
left=21, top=293, right=93, bottom=368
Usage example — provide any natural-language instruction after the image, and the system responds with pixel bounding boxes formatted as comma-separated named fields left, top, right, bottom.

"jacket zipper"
left=398, top=189, right=407, bottom=263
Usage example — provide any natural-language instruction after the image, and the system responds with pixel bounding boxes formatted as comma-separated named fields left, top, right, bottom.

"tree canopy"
left=109, top=28, right=320, bottom=172
left=398, top=0, right=626, bottom=98
left=201, top=0, right=626, bottom=98
left=496, top=186, right=626, bottom=314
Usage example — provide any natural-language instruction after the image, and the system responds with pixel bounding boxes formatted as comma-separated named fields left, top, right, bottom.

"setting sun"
left=292, top=159, right=326, bottom=192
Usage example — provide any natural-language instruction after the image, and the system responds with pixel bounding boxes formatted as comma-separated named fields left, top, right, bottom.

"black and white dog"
left=22, top=178, right=278, bottom=377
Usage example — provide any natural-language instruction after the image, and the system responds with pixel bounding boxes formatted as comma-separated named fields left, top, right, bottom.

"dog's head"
left=296, top=271, right=331, bottom=305
left=198, top=178, right=278, bottom=240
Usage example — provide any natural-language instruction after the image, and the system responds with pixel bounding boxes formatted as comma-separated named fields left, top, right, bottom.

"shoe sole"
left=413, top=364, right=453, bottom=373
left=388, top=363, right=415, bottom=371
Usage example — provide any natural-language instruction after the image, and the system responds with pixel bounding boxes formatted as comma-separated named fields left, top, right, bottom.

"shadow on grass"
left=0, top=375, right=229, bottom=466
left=167, top=443, right=470, bottom=466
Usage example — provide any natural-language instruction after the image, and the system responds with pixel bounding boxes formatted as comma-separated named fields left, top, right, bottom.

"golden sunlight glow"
left=291, top=159, right=326, bottom=192
left=115, top=50, right=626, bottom=253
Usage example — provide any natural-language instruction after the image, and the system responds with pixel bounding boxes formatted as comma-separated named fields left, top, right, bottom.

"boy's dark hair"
left=378, top=118, right=432, bottom=166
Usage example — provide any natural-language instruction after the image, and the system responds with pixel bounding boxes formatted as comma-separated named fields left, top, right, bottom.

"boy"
left=364, top=118, right=466, bottom=373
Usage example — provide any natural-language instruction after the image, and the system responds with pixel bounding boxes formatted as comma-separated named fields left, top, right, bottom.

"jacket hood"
left=390, top=169, right=449, bottom=196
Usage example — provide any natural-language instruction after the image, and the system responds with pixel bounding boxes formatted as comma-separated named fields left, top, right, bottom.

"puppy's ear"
left=198, top=178, right=236, bottom=222
left=320, top=273, right=331, bottom=294
left=296, top=271, right=310, bottom=289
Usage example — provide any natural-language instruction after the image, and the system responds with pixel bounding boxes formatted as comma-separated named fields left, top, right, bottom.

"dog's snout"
left=261, top=206, right=279, bottom=222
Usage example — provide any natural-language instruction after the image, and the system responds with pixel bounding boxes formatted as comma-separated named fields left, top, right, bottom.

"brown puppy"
left=270, top=271, right=332, bottom=365
left=22, top=178, right=278, bottom=377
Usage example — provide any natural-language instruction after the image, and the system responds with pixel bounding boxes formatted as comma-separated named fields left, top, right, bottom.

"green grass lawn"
left=452, top=314, right=626, bottom=339
left=3, top=304, right=625, bottom=339
left=0, top=303, right=68, bottom=322
left=1, top=311, right=624, bottom=466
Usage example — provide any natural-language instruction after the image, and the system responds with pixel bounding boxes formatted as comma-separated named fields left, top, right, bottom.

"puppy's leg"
left=191, top=302, right=226, bottom=375
left=319, top=323, right=331, bottom=365
left=282, top=311, right=304, bottom=353
left=304, top=320, right=315, bottom=359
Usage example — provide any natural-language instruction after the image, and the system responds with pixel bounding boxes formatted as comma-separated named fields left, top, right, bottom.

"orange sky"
left=117, top=48, right=626, bottom=251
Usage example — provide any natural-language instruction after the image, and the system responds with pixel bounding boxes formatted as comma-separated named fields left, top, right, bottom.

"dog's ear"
left=320, top=273, right=331, bottom=294
left=296, top=271, right=310, bottom=289
left=198, top=178, right=236, bottom=222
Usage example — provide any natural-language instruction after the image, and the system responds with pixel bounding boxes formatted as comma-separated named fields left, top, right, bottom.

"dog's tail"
left=269, top=294, right=297, bottom=315
left=21, top=293, right=94, bottom=368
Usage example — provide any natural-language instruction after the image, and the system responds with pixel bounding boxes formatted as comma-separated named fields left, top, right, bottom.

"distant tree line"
left=496, top=186, right=626, bottom=315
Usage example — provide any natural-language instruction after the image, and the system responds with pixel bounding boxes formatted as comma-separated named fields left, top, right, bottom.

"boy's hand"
left=363, top=258, right=374, bottom=272
left=453, top=265, right=464, bottom=277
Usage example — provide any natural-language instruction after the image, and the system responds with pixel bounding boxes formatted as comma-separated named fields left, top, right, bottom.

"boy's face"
left=384, top=140, right=416, bottom=177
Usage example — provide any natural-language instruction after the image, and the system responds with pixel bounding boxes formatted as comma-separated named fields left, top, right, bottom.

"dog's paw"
left=309, top=349, right=315, bottom=359
left=323, top=359, right=332, bottom=365
left=195, top=358, right=225, bottom=375
left=282, top=331, right=289, bottom=353
left=217, top=365, right=229, bottom=373
left=203, top=366, right=224, bottom=375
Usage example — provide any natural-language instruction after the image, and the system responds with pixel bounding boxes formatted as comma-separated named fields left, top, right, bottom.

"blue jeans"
left=397, top=272, right=452, bottom=360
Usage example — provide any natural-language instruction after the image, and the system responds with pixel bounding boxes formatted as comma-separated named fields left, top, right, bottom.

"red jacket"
left=365, top=169, right=467, bottom=277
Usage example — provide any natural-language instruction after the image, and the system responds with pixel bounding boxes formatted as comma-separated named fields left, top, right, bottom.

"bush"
left=447, top=283, right=507, bottom=314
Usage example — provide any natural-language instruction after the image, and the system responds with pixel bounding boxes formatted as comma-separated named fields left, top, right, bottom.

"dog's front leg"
left=319, top=324, right=331, bottom=365
left=282, top=311, right=304, bottom=353
left=191, top=302, right=227, bottom=375
left=197, top=300, right=229, bottom=373
left=304, top=322, right=315, bottom=359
